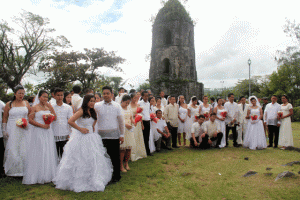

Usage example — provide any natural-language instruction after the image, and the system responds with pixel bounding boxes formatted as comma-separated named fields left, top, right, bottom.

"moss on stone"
left=154, top=0, right=193, bottom=25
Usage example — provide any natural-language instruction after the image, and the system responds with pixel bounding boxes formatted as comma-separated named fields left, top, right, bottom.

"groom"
left=95, top=86, right=124, bottom=183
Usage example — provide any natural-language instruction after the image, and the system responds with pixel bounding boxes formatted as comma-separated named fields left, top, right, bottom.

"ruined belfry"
left=149, top=0, right=204, bottom=100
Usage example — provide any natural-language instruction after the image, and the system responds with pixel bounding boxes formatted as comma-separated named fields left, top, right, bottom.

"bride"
left=243, top=96, right=267, bottom=150
left=53, top=94, right=113, bottom=192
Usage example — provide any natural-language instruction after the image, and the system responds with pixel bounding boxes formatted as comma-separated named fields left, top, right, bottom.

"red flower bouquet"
left=150, top=113, right=156, bottom=120
left=134, top=114, right=143, bottom=124
left=43, top=113, right=55, bottom=125
left=220, top=111, right=227, bottom=118
left=16, top=118, right=28, bottom=128
left=250, top=114, right=258, bottom=121
left=195, top=115, right=199, bottom=120
left=277, top=111, right=283, bottom=118
left=136, top=107, right=143, bottom=114
left=152, top=118, right=159, bottom=123
left=204, top=112, right=209, bottom=118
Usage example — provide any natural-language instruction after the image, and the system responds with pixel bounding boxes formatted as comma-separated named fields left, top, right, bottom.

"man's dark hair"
left=73, top=85, right=81, bottom=94
left=54, top=88, right=64, bottom=95
left=210, top=97, right=215, bottom=102
left=102, top=86, right=113, bottom=93
left=121, top=94, right=131, bottom=102
left=141, top=90, right=148, bottom=97
left=272, top=94, right=277, bottom=98
left=228, top=93, right=234, bottom=98
left=211, top=112, right=217, bottom=116
left=239, top=96, right=245, bottom=101
left=118, top=87, right=124, bottom=92
left=169, top=95, right=176, bottom=99
left=129, top=89, right=136, bottom=94
left=198, top=114, right=205, bottom=119
left=156, top=110, right=162, bottom=115
left=50, top=87, right=57, bottom=94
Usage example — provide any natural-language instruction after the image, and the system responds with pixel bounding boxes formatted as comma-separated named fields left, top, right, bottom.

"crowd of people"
left=0, top=84, right=294, bottom=192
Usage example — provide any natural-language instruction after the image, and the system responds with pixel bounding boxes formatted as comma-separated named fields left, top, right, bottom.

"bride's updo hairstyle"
left=10, top=85, right=25, bottom=107
left=81, top=94, right=97, bottom=120
left=191, top=96, right=199, bottom=105
left=250, top=97, right=256, bottom=102
left=38, top=90, right=48, bottom=97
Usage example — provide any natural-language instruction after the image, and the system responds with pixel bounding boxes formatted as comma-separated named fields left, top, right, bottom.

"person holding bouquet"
left=199, top=96, right=212, bottom=121
left=129, top=93, right=147, bottom=161
left=213, top=98, right=227, bottom=148
left=23, top=90, right=57, bottom=184
left=2, top=85, right=31, bottom=177
left=243, top=96, right=267, bottom=150
left=186, top=96, right=200, bottom=142
left=278, top=95, right=294, bottom=149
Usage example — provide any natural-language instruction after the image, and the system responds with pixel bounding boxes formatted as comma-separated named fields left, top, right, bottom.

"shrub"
left=293, top=107, right=300, bottom=122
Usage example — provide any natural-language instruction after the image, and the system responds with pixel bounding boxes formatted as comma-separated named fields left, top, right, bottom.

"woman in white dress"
left=177, top=95, right=188, bottom=146
left=278, top=95, right=293, bottom=149
left=120, top=95, right=135, bottom=172
left=23, top=90, right=58, bottom=184
left=186, top=96, right=200, bottom=141
left=53, top=94, right=113, bottom=192
left=129, top=93, right=147, bottom=161
left=214, top=98, right=227, bottom=148
left=154, top=97, right=164, bottom=114
left=149, top=97, right=156, bottom=153
left=243, top=96, right=267, bottom=150
left=199, top=96, right=212, bottom=121
left=2, top=85, right=31, bottom=177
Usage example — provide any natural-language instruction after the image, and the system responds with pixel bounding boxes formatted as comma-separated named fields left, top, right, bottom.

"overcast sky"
left=1, top=0, right=299, bottom=90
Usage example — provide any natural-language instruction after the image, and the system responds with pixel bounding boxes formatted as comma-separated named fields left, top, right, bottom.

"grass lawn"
left=1, top=123, right=300, bottom=200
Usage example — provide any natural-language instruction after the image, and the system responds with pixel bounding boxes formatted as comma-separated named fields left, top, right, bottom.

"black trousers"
left=0, top=138, right=5, bottom=174
left=200, top=133, right=223, bottom=149
left=102, top=139, right=121, bottom=181
left=56, top=140, right=67, bottom=158
left=226, top=125, right=238, bottom=146
left=268, top=125, right=279, bottom=147
left=142, top=121, right=151, bottom=155
left=167, top=123, right=178, bottom=148
left=190, top=136, right=200, bottom=148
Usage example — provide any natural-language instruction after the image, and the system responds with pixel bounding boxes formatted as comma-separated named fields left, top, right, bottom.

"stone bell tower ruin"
left=149, top=0, right=203, bottom=100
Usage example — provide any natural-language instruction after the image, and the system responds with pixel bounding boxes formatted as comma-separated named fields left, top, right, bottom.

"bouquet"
left=250, top=114, right=258, bottom=121
left=136, top=107, right=143, bottom=114
left=134, top=114, right=143, bottom=124
left=277, top=111, right=283, bottom=118
left=150, top=113, right=159, bottom=123
left=43, top=113, right=55, bottom=125
left=16, top=118, right=28, bottom=128
left=220, top=111, right=227, bottom=118
left=204, top=112, right=209, bottom=118
left=195, top=115, right=199, bottom=120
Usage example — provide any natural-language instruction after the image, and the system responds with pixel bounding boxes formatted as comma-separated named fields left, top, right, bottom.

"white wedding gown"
left=53, top=116, right=113, bottom=192
left=23, top=110, right=58, bottom=184
left=243, top=108, right=267, bottom=150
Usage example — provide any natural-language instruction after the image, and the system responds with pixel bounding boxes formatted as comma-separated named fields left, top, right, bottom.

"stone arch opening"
left=164, top=29, right=172, bottom=45
left=162, top=58, right=170, bottom=74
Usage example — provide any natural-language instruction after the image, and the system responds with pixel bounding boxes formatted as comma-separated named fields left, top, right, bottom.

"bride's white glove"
left=2, top=123, right=8, bottom=139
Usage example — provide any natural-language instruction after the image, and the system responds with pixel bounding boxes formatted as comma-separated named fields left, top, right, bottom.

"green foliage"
left=38, top=49, right=125, bottom=91
left=293, top=107, right=300, bottom=122
left=0, top=10, right=70, bottom=90
left=1, top=123, right=300, bottom=199
left=137, top=82, right=151, bottom=92
left=154, top=0, right=193, bottom=25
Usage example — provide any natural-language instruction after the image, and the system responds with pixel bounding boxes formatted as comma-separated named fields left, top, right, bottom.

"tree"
left=0, top=10, right=70, bottom=89
left=137, top=81, right=150, bottom=92
left=39, top=48, right=125, bottom=91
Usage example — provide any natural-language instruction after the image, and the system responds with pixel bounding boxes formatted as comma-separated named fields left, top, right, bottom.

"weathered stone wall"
left=149, top=1, right=203, bottom=101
